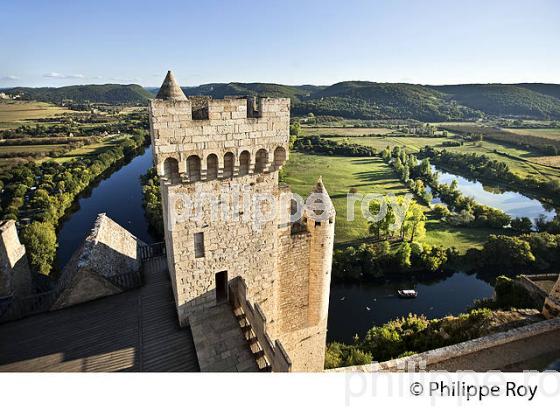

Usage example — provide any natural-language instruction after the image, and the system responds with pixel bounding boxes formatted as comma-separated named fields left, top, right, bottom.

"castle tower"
left=149, top=71, right=334, bottom=371
left=0, top=220, right=32, bottom=298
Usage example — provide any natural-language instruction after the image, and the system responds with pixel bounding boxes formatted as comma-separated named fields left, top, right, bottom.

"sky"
left=1, top=0, right=559, bottom=88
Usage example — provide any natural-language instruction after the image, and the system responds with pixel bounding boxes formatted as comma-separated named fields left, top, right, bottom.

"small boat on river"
left=397, top=289, right=417, bottom=298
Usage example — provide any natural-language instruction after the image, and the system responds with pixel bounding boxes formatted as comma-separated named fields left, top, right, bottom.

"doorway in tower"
left=215, top=270, right=228, bottom=303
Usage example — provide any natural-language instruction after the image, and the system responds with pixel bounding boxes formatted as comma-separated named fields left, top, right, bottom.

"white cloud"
left=0, top=75, right=20, bottom=81
left=43, top=72, right=85, bottom=79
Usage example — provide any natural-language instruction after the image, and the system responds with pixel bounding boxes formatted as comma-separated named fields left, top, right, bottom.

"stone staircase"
left=233, top=306, right=272, bottom=372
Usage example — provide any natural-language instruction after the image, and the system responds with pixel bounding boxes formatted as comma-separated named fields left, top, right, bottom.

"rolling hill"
left=5, top=84, right=152, bottom=104
left=5, top=81, right=560, bottom=120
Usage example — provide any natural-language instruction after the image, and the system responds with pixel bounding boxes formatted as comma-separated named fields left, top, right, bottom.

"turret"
left=305, top=176, right=335, bottom=326
left=155, top=70, right=188, bottom=101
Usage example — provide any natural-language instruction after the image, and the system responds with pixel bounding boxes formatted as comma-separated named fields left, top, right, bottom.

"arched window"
left=163, top=157, right=179, bottom=183
left=206, top=154, right=218, bottom=180
left=239, top=151, right=250, bottom=176
left=273, top=146, right=286, bottom=170
left=255, top=149, right=268, bottom=173
left=223, top=152, right=234, bottom=178
left=187, top=155, right=201, bottom=182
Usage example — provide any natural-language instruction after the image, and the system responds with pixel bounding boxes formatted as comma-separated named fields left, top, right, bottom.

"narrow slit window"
left=194, top=232, right=205, bottom=258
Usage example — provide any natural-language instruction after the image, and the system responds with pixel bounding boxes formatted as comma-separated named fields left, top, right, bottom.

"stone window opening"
left=206, top=154, right=218, bottom=180
left=163, top=157, right=179, bottom=183
left=255, top=149, right=268, bottom=173
left=187, top=155, right=201, bottom=182
left=223, top=152, right=234, bottom=178
left=194, top=232, right=205, bottom=258
left=273, top=146, right=286, bottom=170
left=239, top=150, right=250, bottom=176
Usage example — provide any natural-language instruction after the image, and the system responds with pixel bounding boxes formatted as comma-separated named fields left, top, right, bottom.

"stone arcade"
left=148, top=71, right=335, bottom=371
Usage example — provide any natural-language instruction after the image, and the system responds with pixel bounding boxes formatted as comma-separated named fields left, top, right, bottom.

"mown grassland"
left=283, top=152, right=495, bottom=251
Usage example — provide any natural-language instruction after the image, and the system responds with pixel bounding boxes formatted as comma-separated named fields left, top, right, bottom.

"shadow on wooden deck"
left=0, top=256, right=199, bottom=372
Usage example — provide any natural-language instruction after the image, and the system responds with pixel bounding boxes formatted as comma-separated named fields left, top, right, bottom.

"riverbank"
left=13, top=131, right=150, bottom=276
left=55, top=144, right=156, bottom=272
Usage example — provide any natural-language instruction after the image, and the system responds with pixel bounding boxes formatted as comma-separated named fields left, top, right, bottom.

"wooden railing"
left=139, top=242, right=166, bottom=261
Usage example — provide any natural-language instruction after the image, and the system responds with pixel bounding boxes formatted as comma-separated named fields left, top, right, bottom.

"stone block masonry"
left=149, top=71, right=335, bottom=372
left=0, top=220, right=32, bottom=298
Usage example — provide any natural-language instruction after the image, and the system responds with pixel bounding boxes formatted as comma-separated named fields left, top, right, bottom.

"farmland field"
left=51, top=135, right=129, bottom=163
left=301, top=126, right=395, bottom=136
left=503, top=128, right=560, bottom=140
left=0, top=100, right=72, bottom=129
left=327, top=135, right=454, bottom=152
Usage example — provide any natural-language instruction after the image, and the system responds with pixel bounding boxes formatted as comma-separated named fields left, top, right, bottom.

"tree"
left=480, top=235, right=535, bottom=269
left=395, top=242, right=412, bottom=269
left=511, top=217, right=533, bottom=233
left=403, top=202, right=426, bottom=242
left=21, top=221, right=58, bottom=275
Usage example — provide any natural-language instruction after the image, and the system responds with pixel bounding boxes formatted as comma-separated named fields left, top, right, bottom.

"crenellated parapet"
left=149, top=72, right=290, bottom=185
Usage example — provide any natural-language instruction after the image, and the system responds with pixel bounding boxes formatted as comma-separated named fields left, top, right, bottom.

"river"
left=327, top=272, right=493, bottom=343
left=54, top=145, right=156, bottom=270
left=430, top=165, right=556, bottom=222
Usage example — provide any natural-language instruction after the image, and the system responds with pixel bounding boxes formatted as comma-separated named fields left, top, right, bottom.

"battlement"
left=149, top=72, right=290, bottom=184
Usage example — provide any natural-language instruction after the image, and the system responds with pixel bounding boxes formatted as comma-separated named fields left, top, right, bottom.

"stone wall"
left=53, top=214, right=145, bottom=309
left=0, top=220, right=31, bottom=298
left=327, top=318, right=560, bottom=372
left=517, top=274, right=554, bottom=307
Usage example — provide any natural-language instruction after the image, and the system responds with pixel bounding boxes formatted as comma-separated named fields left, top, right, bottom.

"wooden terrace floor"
left=0, top=256, right=199, bottom=372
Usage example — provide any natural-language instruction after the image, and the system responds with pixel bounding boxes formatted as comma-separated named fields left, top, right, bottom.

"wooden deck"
left=0, top=256, right=199, bottom=372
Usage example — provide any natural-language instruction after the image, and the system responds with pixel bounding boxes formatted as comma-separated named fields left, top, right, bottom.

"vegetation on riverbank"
left=140, top=167, right=164, bottom=239
left=0, top=130, right=149, bottom=275
left=325, top=307, right=542, bottom=369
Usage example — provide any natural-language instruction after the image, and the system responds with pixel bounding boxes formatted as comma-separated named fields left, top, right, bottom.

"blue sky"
left=1, top=0, right=559, bottom=87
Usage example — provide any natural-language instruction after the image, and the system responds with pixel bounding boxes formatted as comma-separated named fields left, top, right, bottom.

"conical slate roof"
left=156, top=71, right=188, bottom=100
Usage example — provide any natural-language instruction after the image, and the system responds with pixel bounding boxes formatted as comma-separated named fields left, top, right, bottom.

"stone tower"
left=0, top=220, right=32, bottom=298
left=148, top=71, right=335, bottom=371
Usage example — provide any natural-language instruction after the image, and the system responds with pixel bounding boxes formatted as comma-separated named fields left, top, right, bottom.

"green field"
left=0, top=101, right=72, bottom=129
left=301, top=126, right=395, bottom=136
left=50, top=135, right=129, bottom=163
left=283, top=153, right=408, bottom=243
left=0, top=144, right=67, bottom=154
left=503, top=128, right=560, bottom=140
left=328, top=133, right=560, bottom=181
left=328, top=135, right=454, bottom=152
left=283, top=152, right=494, bottom=251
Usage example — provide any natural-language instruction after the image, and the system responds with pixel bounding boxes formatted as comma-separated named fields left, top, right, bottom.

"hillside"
left=431, top=84, right=560, bottom=119
left=5, top=84, right=152, bottom=104
left=294, top=81, right=482, bottom=121
left=183, top=83, right=324, bottom=103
